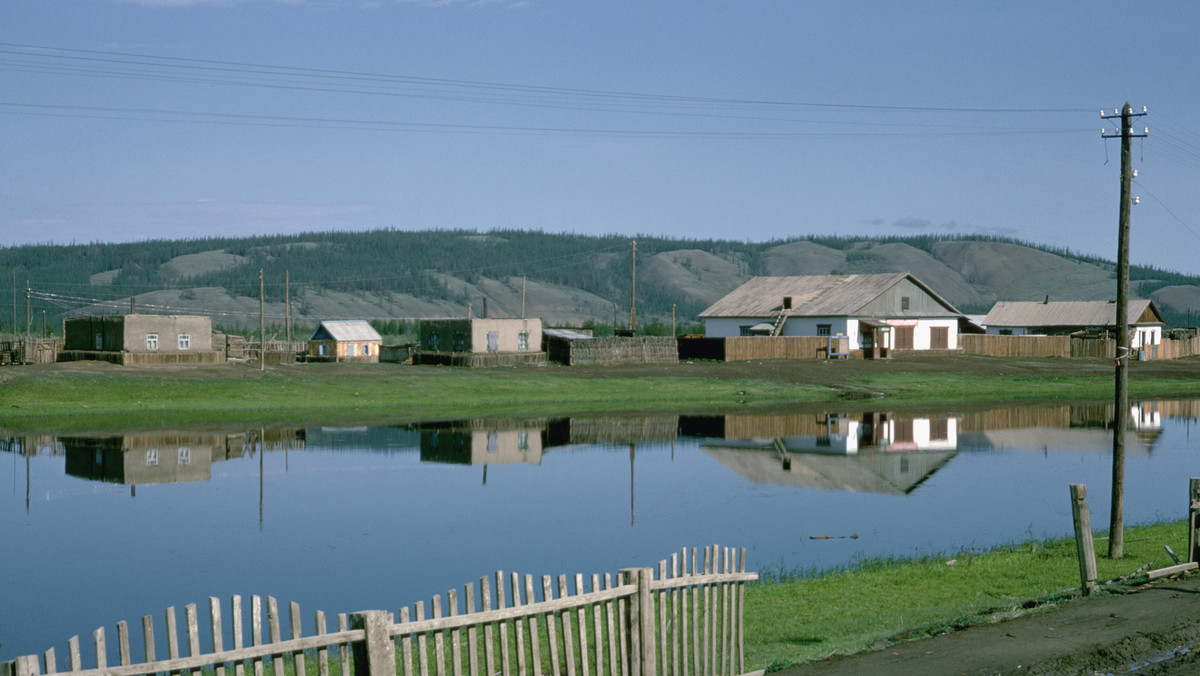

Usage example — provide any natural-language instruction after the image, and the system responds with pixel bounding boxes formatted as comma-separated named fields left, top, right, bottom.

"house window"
left=362, top=343, right=371, bottom=356
left=146, top=333, right=159, bottom=351
left=894, top=326, right=915, bottom=349
left=348, top=344, right=356, bottom=357
left=93, top=332, right=103, bottom=350
left=487, top=331, right=499, bottom=352
left=145, top=449, right=158, bottom=467
left=518, top=331, right=529, bottom=351
left=178, top=334, right=191, bottom=350
left=178, top=448, right=190, bottom=465
left=319, top=344, right=329, bottom=356
left=817, top=324, right=831, bottom=337
left=518, top=432, right=529, bottom=451
left=739, top=325, right=752, bottom=336
left=999, top=329, right=1013, bottom=336
left=487, top=433, right=499, bottom=453
left=930, top=326, right=948, bottom=349
left=429, top=332, right=440, bottom=351
left=453, top=332, right=465, bottom=352
left=900, top=296, right=911, bottom=311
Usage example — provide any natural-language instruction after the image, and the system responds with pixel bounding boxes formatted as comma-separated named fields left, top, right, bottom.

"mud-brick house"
left=983, top=299, right=1165, bottom=349
left=307, top=320, right=383, bottom=363
left=60, top=314, right=219, bottom=365
left=699, top=273, right=963, bottom=355
left=414, top=317, right=546, bottom=367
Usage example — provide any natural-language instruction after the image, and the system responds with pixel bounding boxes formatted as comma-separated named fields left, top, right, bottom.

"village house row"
left=46, top=272, right=1179, bottom=367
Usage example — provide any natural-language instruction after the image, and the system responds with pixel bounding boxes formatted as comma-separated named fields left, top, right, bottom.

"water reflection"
left=2, top=400, right=1177, bottom=500
left=2, top=399, right=1198, bottom=664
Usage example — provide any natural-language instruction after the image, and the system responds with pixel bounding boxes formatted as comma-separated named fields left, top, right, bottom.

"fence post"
left=13, top=656, right=40, bottom=676
left=1189, top=478, right=1200, bottom=563
left=1070, top=484, right=1098, bottom=595
left=621, top=568, right=657, bottom=676
left=349, top=611, right=395, bottom=676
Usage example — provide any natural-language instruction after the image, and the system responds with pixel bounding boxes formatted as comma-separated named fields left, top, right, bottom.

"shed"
left=307, top=320, right=383, bottom=363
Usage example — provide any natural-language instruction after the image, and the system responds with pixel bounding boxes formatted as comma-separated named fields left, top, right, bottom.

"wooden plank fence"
left=4, top=546, right=756, bottom=676
left=963, top=334, right=1200, bottom=361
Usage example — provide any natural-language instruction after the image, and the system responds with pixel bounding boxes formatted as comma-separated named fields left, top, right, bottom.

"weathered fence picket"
left=5, top=547, right=756, bottom=676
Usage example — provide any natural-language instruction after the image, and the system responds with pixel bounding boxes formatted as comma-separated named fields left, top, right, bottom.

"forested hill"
left=4, top=229, right=1200, bottom=334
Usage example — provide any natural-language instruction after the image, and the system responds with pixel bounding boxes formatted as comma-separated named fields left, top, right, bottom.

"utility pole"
left=259, top=268, right=265, bottom=372
left=1101, top=102, right=1147, bottom=559
left=285, top=269, right=291, bottom=345
left=25, top=280, right=30, bottom=363
left=629, top=240, right=637, bottom=333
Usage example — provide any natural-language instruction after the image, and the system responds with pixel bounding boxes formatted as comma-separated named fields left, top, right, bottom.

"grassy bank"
left=5, top=357, right=1200, bottom=433
left=0, top=363, right=827, bottom=433
left=743, top=520, right=1189, bottom=669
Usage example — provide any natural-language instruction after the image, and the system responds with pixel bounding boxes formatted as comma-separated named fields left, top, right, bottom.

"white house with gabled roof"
left=699, top=273, right=963, bottom=353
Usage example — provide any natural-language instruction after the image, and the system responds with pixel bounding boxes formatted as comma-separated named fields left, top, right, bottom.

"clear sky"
left=3, top=1, right=1199, bottom=274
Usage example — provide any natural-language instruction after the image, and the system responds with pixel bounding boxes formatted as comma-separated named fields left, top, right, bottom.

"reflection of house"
left=62, top=432, right=230, bottom=486
left=60, top=314, right=219, bottom=365
left=307, top=320, right=382, bottom=363
left=983, top=300, right=1164, bottom=349
left=417, top=420, right=544, bottom=465
left=699, top=273, right=962, bottom=356
left=695, top=412, right=959, bottom=494
left=414, top=318, right=546, bottom=367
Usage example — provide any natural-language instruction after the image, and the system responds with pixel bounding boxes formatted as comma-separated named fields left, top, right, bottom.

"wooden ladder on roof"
left=770, top=307, right=790, bottom=336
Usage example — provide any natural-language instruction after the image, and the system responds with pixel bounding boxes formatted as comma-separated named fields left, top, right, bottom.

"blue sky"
left=3, top=1, right=1200, bottom=275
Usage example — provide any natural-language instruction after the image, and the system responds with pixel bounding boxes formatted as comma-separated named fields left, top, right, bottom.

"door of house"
left=894, top=326, right=914, bottom=350
left=930, top=326, right=948, bottom=349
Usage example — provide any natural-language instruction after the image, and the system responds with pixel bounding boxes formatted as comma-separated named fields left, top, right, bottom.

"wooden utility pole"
left=25, top=280, right=30, bottom=363
left=285, top=269, right=291, bottom=344
left=259, top=268, right=265, bottom=371
left=1102, top=102, right=1147, bottom=558
left=629, top=240, right=637, bottom=333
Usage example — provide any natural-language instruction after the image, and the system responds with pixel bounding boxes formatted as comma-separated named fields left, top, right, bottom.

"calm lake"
left=3, top=400, right=1199, bottom=663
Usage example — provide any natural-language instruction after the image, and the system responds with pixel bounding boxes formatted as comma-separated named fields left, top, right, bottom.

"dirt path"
left=772, top=573, right=1200, bottom=676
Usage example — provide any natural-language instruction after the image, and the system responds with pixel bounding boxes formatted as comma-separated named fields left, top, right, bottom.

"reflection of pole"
left=482, top=465, right=487, bottom=486
left=25, top=438, right=31, bottom=513
left=259, top=429, right=264, bottom=529
left=630, top=443, right=635, bottom=527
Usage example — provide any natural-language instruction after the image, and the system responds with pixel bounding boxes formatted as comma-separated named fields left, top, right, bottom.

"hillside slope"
left=4, top=230, right=1197, bottom=332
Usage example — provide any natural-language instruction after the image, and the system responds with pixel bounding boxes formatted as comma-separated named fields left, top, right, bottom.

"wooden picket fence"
left=3, top=546, right=757, bottom=676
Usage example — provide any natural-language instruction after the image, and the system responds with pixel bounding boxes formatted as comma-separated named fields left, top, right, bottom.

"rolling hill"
left=4, top=229, right=1198, bottom=335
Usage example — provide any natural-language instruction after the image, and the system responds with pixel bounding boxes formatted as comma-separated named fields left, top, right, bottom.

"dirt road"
left=770, top=573, right=1200, bottom=675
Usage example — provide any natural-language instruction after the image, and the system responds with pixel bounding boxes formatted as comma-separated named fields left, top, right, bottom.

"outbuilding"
left=307, top=320, right=383, bottom=363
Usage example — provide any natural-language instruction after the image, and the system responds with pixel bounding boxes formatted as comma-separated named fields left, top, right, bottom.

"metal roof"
left=983, top=300, right=1163, bottom=328
left=309, top=320, right=383, bottom=342
left=698, top=273, right=958, bottom=318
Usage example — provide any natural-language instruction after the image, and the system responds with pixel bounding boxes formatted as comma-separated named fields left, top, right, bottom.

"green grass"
left=0, top=364, right=832, bottom=433
left=743, top=520, right=1190, bottom=669
left=6, top=360, right=1200, bottom=434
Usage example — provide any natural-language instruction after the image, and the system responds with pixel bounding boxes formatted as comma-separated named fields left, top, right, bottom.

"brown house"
left=307, top=320, right=383, bottom=363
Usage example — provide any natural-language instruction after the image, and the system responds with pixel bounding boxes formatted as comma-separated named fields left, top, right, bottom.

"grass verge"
left=743, top=520, right=1189, bottom=670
